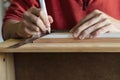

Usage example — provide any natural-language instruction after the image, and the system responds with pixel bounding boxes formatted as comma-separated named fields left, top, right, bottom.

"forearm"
left=2, top=20, right=20, bottom=40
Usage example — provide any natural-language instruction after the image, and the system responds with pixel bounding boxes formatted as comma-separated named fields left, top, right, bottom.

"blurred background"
left=0, top=0, right=11, bottom=42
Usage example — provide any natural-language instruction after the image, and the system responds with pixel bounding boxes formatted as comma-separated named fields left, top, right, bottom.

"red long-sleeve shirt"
left=3, top=0, right=120, bottom=30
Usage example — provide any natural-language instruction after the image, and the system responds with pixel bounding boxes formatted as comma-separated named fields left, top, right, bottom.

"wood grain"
left=0, top=54, right=6, bottom=80
left=0, top=53, right=15, bottom=80
left=33, top=38, right=120, bottom=43
left=6, top=54, right=15, bottom=80
left=1, top=38, right=120, bottom=52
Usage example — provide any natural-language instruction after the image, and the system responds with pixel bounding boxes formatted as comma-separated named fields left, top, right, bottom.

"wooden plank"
left=34, top=38, right=120, bottom=43
left=1, top=38, right=120, bottom=52
left=0, top=39, right=20, bottom=48
left=1, top=32, right=120, bottom=52
left=0, top=53, right=6, bottom=80
left=6, top=54, right=15, bottom=80
left=0, top=53, right=15, bottom=80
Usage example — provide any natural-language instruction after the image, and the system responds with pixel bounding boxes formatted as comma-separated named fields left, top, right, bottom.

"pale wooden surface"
left=0, top=38, right=120, bottom=52
left=6, top=54, right=15, bottom=80
left=0, top=54, right=6, bottom=80
left=0, top=53, right=15, bottom=80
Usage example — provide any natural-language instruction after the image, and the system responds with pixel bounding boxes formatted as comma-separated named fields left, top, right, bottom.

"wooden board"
left=1, top=38, right=120, bottom=52
left=33, top=38, right=120, bottom=43
left=0, top=53, right=15, bottom=80
left=1, top=32, right=120, bottom=52
left=0, top=54, right=6, bottom=80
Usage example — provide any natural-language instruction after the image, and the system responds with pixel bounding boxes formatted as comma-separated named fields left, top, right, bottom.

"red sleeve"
left=2, top=0, right=39, bottom=40
left=3, top=0, right=39, bottom=22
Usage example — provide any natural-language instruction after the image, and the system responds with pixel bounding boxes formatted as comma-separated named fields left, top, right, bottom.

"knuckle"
left=98, top=13, right=104, bottom=19
left=30, top=7, right=36, bottom=11
left=23, top=12, right=29, bottom=19
left=28, top=7, right=34, bottom=12
left=99, top=13, right=103, bottom=17
left=93, top=9, right=100, bottom=13
left=93, top=10, right=103, bottom=15
left=101, top=13, right=106, bottom=17
left=98, top=13, right=106, bottom=19
left=39, top=9, right=44, bottom=15
left=34, top=27, right=39, bottom=31
left=32, top=7, right=36, bottom=10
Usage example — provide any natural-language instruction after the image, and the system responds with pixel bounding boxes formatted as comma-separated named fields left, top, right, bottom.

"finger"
left=29, top=7, right=41, bottom=16
left=24, top=27, right=41, bottom=36
left=30, top=7, right=50, bottom=28
left=37, top=18, right=48, bottom=33
left=23, top=12, right=47, bottom=33
left=48, top=16, right=54, bottom=23
left=18, top=21, right=42, bottom=38
left=23, top=20, right=40, bottom=32
left=70, top=9, right=101, bottom=32
left=28, top=7, right=50, bottom=30
left=80, top=19, right=109, bottom=39
left=73, top=13, right=104, bottom=38
left=16, top=21, right=31, bottom=38
left=39, top=9, right=50, bottom=27
left=92, top=24, right=111, bottom=38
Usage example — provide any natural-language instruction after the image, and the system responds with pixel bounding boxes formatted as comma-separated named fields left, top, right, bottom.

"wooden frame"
left=0, top=53, right=15, bottom=80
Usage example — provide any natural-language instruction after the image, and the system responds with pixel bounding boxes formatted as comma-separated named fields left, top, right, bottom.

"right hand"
left=16, top=7, right=53, bottom=38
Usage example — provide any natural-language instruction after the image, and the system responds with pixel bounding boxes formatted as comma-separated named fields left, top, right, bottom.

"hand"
left=17, top=7, right=53, bottom=38
left=70, top=10, right=120, bottom=40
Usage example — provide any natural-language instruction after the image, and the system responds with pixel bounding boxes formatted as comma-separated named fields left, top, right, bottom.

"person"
left=2, top=0, right=120, bottom=40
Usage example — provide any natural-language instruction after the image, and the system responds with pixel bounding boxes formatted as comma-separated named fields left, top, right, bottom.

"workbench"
left=1, top=32, right=120, bottom=52
left=0, top=32, right=120, bottom=80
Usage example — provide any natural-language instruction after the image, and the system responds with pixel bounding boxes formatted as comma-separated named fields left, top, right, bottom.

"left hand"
left=70, top=10, right=120, bottom=40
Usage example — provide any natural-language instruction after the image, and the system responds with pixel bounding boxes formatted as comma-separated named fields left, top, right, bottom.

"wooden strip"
left=33, top=38, right=120, bottom=43
left=0, top=39, right=20, bottom=48
left=6, top=54, right=15, bottom=80
left=0, top=54, right=6, bottom=80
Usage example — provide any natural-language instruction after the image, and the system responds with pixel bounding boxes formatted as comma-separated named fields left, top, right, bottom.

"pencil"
left=39, top=0, right=51, bottom=33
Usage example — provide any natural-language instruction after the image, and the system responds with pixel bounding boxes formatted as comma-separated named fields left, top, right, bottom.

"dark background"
left=14, top=53, right=120, bottom=80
